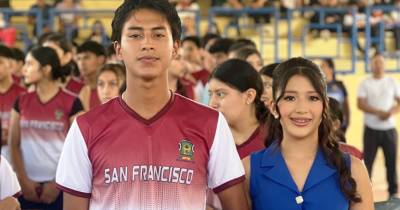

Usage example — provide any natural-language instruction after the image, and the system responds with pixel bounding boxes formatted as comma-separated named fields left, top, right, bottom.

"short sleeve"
left=0, top=155, right=21, bottom=200
left=392, top=78, right=400, bottom=98
left=69, top=98, right=84, bottom=117
left=208, top=113, right=245, bottom=193
left=56, top=120, right=92, bottom=198
left=357, top=80, right=367, bottom=98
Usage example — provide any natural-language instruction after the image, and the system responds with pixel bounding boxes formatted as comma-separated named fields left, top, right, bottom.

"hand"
left=377, top=111, right=391, bottom=120
left=0, top=197, right=21, bottom=210
left=40, top=182, right=60, bottom=204
left=20, top=178, right=41, bottom=203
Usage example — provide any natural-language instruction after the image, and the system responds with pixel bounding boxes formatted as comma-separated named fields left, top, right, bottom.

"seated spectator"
left=309, top=0, right=344, bottom=37
left=176, top=0, right=200, bottom=36
left=56, top=0, right=80, bottom=40
left=28, top=0, right=52, bottom=37
left=85, top=19, right=111, bottom=47
left=385, top=0, right=400, bottom=54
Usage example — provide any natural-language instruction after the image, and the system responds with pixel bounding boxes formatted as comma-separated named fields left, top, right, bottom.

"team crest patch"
left=54, top=110, right=64, bottom=120
left=178, top=139, right=194, bottom=162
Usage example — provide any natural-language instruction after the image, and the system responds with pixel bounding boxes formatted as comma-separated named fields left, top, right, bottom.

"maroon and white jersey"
left=90, top=88, right=101, bottom=109
left=0, top=83, right=26, bottom=161
left=65, top=77, right=84, bottom=95
left=15, top=89, right=83, bottom=182
left=236, top=127, right=265, bottom=159
left=56, top=94, right=245, bottom=210
left=0, top=155, right=21, bottom=199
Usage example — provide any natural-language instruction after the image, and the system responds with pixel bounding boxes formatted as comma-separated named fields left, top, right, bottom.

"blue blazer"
left=250, top=142, right=349, bottom=210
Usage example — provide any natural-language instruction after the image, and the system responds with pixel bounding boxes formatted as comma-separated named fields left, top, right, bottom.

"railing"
left=208, top=7, right=280, bottom=62
left=0, top=6, right=398, bottom=72
left=365, top=5, right=400, bottom=73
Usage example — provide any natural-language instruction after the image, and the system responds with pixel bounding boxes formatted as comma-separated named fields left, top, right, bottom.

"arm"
left=0, top=197, right=20, bottom=210
left=242, top=156, right=252, bottom=208
left=349, top=156, right=374, bottom=210
left=63, top=193, right=89, bottom=210
left=217, top=182, right=249, bottom=210
left=388, top=97, right=400, bottom=115
left=8, top=109, right=41, bottom=203
left=357, top=97, right=384, bottom=117
left=343, top=97, right=350, bottom=127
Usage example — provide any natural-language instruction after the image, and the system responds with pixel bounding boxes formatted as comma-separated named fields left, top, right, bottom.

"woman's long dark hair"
left=265, top=57, right=361, bottom=203
left=209, top=59, right=268, bottom=123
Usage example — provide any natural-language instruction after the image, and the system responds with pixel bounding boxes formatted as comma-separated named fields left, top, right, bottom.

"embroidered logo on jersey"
left=178, top=140, right=194, bottom=161
left=54, top=110, right=64, bottom=120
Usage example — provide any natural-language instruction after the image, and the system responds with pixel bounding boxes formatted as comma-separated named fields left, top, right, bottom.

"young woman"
left=9, top=46, right=83, bottom=209
left=97, top=63, right=125, bottom=104
left=207, top=59, right=267, bottom=209
left=248, top=57, right=373, bottom=210
left=0, top=145, right=21, bottom=210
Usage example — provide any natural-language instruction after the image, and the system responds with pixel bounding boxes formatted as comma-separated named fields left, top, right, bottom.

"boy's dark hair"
left=260, top=63, right=280, bottom=78
left=12, top=48, right=25, bottom=62
left=77, top=41, right=106, bottom=56
left=208, top=38, right=234, bottom=54
left=322, top=58, right=335, bottom=70
left=111, top=0, right=182, bottom=43
left=0, top=45, right=14, bottom=59
left=107, top=43, right=116, bottom=57
left=182, top=36, right=201, bottom=48
left=201, top=33, right=220, bottom=48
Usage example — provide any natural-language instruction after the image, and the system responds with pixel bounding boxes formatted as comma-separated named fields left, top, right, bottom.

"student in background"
left=96, top=63, right=125, bottom=104
left=9, top=47, right=83, bottom=209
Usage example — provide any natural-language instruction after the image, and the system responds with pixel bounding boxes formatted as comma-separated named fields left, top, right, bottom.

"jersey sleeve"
left=0, top=155, right=21, bottom=200
left=56, top=119, right=92, bottom=198
left=208, top=113, right=245, bottom=193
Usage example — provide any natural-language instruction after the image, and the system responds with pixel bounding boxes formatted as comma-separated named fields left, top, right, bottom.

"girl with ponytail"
left=207, top=59, right=267, bottom=209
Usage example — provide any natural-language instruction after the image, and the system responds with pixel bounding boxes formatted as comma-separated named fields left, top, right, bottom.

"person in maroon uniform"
left=41, top=32, right=84, bottom=95
left=9, top=46, right=83, bottom=210
left=207, top=59, right=267, bottom=209
left=55, top=1, right=249, bottom=210
left=0, top=45, right=26, bottom=162
left=76, top=41, right=106, bottom=110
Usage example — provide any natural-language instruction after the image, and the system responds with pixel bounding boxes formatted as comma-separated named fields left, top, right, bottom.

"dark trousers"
left=18, top=192, right=63, bottom=210
left=363, top=126, right=398, bottom=195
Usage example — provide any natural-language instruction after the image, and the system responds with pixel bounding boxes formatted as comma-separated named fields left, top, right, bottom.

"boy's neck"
left=0, top=76, right=13, bottom=93
left=122, top=75, right=171, bottom=120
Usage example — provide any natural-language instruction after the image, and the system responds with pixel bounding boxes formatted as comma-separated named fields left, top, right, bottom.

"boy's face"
left=0, top=56, right=11, bottom=81
left=181, top=40, right=199, bottom=62
left=115, top=9, right=178, bottom=81
left=76, top=51, right=105, bottom=78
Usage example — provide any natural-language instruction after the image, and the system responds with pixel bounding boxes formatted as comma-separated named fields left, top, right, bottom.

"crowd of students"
left=0, top=0, right=397, bottom=210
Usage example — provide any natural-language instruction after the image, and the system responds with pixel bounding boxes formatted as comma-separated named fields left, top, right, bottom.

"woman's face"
left=22, top=53, right=43, bottom=85
left=97, top=70, right=120, bottom=104
left=208, top=78, right=253, bottom=127
left=277, top=74, right=323, bottom=142
left=246, top=53, right=263, bottom=72
left=261, top=75, right=273, bottom=110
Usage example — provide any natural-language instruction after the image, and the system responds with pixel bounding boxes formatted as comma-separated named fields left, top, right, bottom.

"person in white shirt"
left=357, top=53, right=400, bottom=199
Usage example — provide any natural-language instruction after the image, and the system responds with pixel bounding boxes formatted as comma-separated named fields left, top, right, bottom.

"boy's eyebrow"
left=126, top=26, right=167, bottom=31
